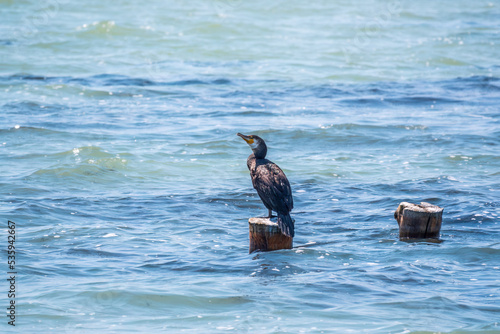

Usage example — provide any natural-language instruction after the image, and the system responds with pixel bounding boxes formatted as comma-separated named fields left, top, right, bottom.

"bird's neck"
left=252, top=144, right=267, bottom=159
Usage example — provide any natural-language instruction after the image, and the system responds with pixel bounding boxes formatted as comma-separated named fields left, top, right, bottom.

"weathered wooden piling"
left=394, top=202, right=443, bottom=240
left=248, top=217, right=293, bottom=253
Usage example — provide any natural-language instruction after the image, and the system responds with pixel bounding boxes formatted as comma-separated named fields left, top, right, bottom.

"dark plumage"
left=237, top=133, right=294, bottom=237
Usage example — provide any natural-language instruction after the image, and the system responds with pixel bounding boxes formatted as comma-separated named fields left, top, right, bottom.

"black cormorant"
left=237, top=133, right=294, bottom=237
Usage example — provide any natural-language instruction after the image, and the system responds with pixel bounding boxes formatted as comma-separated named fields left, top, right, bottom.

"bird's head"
left=237, top=133, right=267, bottom=159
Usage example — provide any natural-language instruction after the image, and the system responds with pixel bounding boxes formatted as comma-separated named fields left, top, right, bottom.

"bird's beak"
left=237, top=133, right=254, bottom=144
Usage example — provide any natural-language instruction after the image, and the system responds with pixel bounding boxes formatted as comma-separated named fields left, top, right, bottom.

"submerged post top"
left=248, top=217, right=279, bottom=226
left=397, top=202, right=444, bottom=214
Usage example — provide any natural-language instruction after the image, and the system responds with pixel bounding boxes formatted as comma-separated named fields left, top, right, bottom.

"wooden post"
left=248, top=217, right=293, bottom=253
left=394, top=202, right=444, bottom=240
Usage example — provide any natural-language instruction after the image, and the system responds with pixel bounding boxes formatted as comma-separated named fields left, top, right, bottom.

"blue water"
left=1, top=0, right=500, bottom=333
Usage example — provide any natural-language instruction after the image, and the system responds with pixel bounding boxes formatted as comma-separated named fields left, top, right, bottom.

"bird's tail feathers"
left=277, top=213, right=294, bottom=238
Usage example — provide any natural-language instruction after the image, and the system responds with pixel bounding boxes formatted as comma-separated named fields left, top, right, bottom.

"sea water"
left=1, top=0, right=499, bottom=333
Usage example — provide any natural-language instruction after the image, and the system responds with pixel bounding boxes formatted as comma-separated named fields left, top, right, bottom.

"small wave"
left=0, top=39, right=13, bottom=46
left=75, top=20, right=121, bottom=36
left=0, top=73, right=234, bottom=90
left=67, top=248, right=127, bottom=258
left=0, top=125, right=66, bottom=135
left=27, top=147, right=130, bottom=183
left=309, top=85, right=353, bottom=98
left=385, top=95, right=463, bottom=104
left=4, top=73, right=50, bottom=81
left=122, top=291, right=252, bottom=309
left=31, top=164, right=110, bottom=178
left=101, top=77, right=156, bottom=87
left=53, top=146, right=115, bottom=159
left=442, top=75, right=500, bottom=93
left=445, top=246, right=500, bottom=261
left=3, top=100, right=66, bottom=113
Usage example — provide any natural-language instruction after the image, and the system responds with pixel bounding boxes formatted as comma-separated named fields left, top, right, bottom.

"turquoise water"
left=1, top=0, right=500, bottom=333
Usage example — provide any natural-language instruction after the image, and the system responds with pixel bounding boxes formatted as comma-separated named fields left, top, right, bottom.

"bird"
left=237, top=133, right=294, bottom=237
